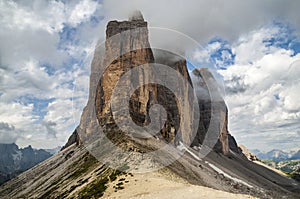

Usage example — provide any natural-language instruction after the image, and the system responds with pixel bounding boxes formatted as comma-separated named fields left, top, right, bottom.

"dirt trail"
left=103, top=171, right=258, bottom=199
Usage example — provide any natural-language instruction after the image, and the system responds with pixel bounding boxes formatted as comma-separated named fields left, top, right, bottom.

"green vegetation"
left=76, top=163, right=130, bottom=198
left=113, top=181, right=125, bottom=191
left=78, top=177, right=109, bottom=199
left=109, top=164, right=130, bottom=181
left=59, top=178, right=90, bottom=198
left=261, top=159, right=300, bottom=182
left=109, top=170, right=122, bottom=181
left=39, top=178, right=61, bottom=199
left=40, top=186, right=59, bottom=199
left=77, top=178, right=89, bottom=185
left=68, top=154, right=98, bottom=179
left=41, top=160, right=131, bottom=198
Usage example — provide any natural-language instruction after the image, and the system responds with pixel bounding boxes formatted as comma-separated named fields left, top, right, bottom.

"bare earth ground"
left=103, top=171, right=258, bottom=199
left=1, top=143, right=299, bottom=198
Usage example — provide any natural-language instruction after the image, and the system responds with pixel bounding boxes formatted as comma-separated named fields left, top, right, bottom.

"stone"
left=65, top=12, right=240, bottom=156
left=191, top=68, right=239, bottom=154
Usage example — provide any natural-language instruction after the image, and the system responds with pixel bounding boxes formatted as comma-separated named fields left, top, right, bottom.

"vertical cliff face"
left=94, top=16, right=195, bottom=145
left=191, top=68, right=239, bottom=154
left=95, top=18, right=154, bottom=126
left=69, top=13, right=238, bottom=155
left=151, top=50, right=195, bottom=144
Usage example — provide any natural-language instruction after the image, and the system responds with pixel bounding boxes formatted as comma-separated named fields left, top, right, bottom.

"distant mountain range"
left=0, top=143, right=52, bottom=185
left=44, top=146, right=62, bottom=155
left=251, top=149, right=300, bottom=161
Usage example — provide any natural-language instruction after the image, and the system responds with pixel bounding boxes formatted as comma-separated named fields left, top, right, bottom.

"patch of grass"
left=68, top=154, right=98, bottom=179
left=113, top=183, right=125, bottom=191
left=40, top=186, right=58, bottom=199
left=78, top=177, right=109, bottom=199
left=58, top=178, right=91, bottom=198
left=109, top=170, right=122, bottom=181
left=95, top=164, right=106, bottom=173
left=116, top=186, right=124, bottom=190
left=109, top=164, right=129, bottom=181
left=39, top=178, right=61, bottom=199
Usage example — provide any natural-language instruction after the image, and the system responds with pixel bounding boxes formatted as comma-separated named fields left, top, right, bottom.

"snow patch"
left=177, top=142, right=201, bottom=161
left=12, top=150, right=22, bottom=162
left=205, top=161, right=253, bottom=188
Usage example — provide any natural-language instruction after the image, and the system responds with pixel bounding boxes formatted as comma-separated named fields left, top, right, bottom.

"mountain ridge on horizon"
left=0, top=143, right=52, bottom=185
left=251, top=148, right=300, bottom=161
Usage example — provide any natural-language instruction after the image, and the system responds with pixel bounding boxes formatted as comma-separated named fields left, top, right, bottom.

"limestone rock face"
left=150, top=50, right=196, bottom=144
left=96, top=18, right=154, bottom=126
left=239, top=144, right=259, bottom=161
left=69, top=13, right=239, bottom=155
left=95, top=17, right=195, bottom=145
left=191, top=68, right=239, bottom=154
left=61, top=129, right=79, bottom=151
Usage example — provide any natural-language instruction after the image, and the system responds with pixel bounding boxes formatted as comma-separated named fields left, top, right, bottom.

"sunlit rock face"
left=95, top=16, right=195, bottom=145
left=70, top=12, right=239, bottom=155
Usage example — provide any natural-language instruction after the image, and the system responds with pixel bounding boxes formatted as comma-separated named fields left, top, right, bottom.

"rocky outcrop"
left=94, top=17, right=195, bottom=145
left=239, top=145, right=259, bottom=161
left=228, top=134, right=240, bottom=153
left=61, top=129, right=80, bottom=151
left=66, top=13, right=239, bottom=155
left=191, top=68, right=239, bottom=154
left=95, top=18, right=154, bottom=126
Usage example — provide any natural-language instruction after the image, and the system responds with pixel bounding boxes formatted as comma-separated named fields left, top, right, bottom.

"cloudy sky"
left=0, top=0, right=299, bottom=152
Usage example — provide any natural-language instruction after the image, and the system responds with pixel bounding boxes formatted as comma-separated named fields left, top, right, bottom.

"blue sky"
left=0, top=0, right=300, bottom=152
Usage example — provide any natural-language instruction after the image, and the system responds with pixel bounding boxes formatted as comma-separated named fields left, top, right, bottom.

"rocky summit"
left=78, top=14, right=239, bottom=154
left=95, top=17, right=195, bottom=146
left=1, top=13, right=300, bottom=199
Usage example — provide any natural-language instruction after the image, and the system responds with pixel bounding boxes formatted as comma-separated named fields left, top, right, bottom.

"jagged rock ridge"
left=0, top=143, right=51, bottom=185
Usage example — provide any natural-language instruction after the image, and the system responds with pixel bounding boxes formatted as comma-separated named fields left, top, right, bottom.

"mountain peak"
left=2, top=14, right=300, bottom=199
left=0, top=143, right=51, bottom=185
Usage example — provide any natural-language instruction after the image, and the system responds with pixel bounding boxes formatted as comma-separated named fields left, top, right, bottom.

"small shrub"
left=78, top=177, right=108, bottom=199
